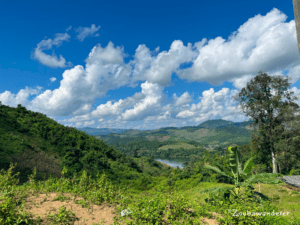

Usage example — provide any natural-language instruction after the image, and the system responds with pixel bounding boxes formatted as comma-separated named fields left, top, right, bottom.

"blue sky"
left=1, top=0, right=300, bottom=131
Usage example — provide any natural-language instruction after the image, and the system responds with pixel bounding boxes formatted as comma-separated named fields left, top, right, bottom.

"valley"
left=76, top=119, right=257, bottom=160
left=1, top=104, right=299, bottom=224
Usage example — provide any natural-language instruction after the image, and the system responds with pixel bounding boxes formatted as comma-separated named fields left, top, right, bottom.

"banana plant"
left=202, top=145, right=283, bottom=201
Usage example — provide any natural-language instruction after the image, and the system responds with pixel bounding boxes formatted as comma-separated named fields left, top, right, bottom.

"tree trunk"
left=270, top=128, right=278, bottom=173
left=271, top=150, right=277, bottom=173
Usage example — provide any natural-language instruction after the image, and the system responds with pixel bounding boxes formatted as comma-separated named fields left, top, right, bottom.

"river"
left=155, top=157, right=191, bottom=169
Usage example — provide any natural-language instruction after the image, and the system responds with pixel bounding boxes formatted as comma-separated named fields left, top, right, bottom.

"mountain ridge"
left=76, top=119, right=256, bottom=136
left=78, top=119, right=258, bottom=151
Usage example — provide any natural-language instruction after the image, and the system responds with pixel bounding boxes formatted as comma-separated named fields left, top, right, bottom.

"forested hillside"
left=77, top=118, right=257, bottom=158
left=0, top=104, right=173, bottom=186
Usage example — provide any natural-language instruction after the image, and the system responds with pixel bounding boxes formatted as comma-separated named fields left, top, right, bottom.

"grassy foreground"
left=1, top=163, right=300, bottom=225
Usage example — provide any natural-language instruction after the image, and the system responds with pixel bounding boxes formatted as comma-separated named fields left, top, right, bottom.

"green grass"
left=1, top=163, right=300, bottom=225
left=254, top=183, right=300, bottom=219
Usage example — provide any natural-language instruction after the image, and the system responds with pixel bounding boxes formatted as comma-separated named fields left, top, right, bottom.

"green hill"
left=85, top=118, right=257, bottom=158
left=0, top=104, right=173, bottom=186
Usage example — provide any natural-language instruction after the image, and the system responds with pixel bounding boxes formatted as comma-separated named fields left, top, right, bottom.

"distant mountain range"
left=76, top=119, right=258, bottom=148
left=76, top=127, right=128, bottom=136
left=76, top=119, right=256, bottom=136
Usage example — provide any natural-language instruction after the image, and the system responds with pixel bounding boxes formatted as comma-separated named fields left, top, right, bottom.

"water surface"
left=155, top=157, right=191, bottom=169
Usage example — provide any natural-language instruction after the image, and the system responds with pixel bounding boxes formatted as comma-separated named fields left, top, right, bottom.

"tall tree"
left=233, top=71, right=300, bottom=173
left=271, top=104, right=300, bottom=173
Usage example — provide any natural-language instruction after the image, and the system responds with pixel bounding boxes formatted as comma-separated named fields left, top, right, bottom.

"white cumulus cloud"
left=173, top=91, right=193, bottom=107
left=0, top=86, right=42, bottom=107
left=176, top=8, right=298, bottom=86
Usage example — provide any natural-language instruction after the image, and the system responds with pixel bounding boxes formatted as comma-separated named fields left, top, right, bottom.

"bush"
left=289, top=169, right=300, bottom=175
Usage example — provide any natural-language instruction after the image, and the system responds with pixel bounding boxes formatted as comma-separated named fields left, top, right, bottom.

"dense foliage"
left=233, top=71, right=300, bottom=173
left=0, top=103, right=173, bottom=188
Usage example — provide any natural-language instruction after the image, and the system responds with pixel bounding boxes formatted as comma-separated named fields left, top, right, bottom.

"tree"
left=271, top=104, right=300, bottom=173
left=233, top=71, right=300, bottom=173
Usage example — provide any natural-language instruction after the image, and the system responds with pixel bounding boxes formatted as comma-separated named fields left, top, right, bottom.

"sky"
left=1, top=0, right=300, bottom=131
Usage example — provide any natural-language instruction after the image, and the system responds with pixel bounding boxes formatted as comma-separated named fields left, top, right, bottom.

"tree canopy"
left=233, top=71, right=300, bottom=173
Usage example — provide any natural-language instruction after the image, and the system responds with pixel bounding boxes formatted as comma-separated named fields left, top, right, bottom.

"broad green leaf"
left=204, top=165, right=232, bottom=179
left=228, top=146, right=242, bottom=175
left=242, top=158, right=254, bottom=175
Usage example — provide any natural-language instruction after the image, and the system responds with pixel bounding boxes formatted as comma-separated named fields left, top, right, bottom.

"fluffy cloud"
left=172, top=92, right=193, bottom=107
left=89, top=81, right=166, bottom=122
left=75, top=24, right=100, bottom=42
left=173, top=87, right=249, bottom=124
left=176, top=8, right=298, bottom=86
left=143, top=40, right=198, bottom=86
left=33, top=33, right=72, bottom=68
left=120, top=82, right=166, bottom=121
left=3, top=8, right=300, bottom=130
left=0, top=86, right=42, bottom=107
left=86, top=41, right=124, bottom=65
left=27, top=42, right=132, bottom=117
left=28, top=65, right=94, bottom=116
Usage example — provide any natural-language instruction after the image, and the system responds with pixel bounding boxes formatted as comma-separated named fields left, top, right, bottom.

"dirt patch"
left=1, top=190, right=120, bottom=225
left=1, top=189, right=220, bottom=225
